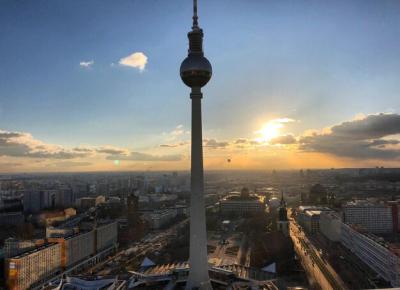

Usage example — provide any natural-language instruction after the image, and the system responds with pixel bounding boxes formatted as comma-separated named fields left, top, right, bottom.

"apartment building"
left=6, top=243, right=62, bottom=290
left=343, top=200, right=394, bottom=233
left=341, top=223, right=400, bottom=287
left=96, top=221, right=118, bottom=251
left=48, top=230, right=95, bottom=268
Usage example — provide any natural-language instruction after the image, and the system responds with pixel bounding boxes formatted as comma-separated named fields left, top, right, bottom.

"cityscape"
left=1, top=0, right=400, bottom=289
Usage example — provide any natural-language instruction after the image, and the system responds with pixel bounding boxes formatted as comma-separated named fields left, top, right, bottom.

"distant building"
left=220, top=190, right=265, bottom=216
left=46, top=226, right=77, bottom=238
left=36, top=208, right=77, bottom=226
left=23, top=190, right=42, bottom=213
left=308, top=184, right=327, bottom=204
left=0, top=211, right=24, bottom=226
left=5, top=243, right=62, bottom=290
left=144, top=209, right=177, bottom=229
left=76, top=196, right=105, bottom=209
left=127, top=193, right=139, bottom=226
left=341, top=222, right=400, bottom=287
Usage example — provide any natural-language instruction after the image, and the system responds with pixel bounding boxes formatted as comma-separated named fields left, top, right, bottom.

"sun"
left=258, top=122, right=282, bottom=142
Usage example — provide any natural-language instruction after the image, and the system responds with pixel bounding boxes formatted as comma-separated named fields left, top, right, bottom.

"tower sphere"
left=180, top=54, right=212, bottom=88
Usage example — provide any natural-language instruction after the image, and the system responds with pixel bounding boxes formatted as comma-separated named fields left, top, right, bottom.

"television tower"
left=180, top=0, right=212, bottom=289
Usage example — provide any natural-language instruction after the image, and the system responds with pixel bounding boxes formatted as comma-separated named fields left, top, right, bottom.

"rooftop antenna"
left=192, top=0, right=199, bottom=29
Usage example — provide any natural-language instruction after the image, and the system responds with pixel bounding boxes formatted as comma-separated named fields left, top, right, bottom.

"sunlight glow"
left=255, top=118, right=294, bottom=142
left=258, top=122, right=282, bottom=141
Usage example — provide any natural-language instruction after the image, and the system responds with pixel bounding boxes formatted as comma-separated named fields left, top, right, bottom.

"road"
left=289, top=213, right=347, bottom=290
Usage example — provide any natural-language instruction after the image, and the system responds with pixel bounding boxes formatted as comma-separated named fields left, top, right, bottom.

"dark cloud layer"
left=299, top=113, right=400, bottom=159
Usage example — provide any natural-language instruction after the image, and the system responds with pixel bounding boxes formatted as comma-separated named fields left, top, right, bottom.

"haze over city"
left=1, top=0, right=400, bottom=172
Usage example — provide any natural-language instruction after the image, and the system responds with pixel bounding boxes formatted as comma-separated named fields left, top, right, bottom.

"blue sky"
left=1, top=0, right=400, bottom=171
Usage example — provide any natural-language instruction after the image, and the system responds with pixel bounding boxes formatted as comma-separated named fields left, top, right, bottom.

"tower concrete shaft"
left=180, top=0, right=212, bottom=286
left=186, top=87, right=211, bottom=290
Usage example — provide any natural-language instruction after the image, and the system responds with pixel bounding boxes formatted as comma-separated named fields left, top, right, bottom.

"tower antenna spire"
left=193, top=0, right=199, bottom=28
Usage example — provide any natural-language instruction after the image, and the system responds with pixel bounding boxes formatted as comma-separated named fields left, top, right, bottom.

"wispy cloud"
left=160, top=141, right=189, bottom=148
left=106, top=152, right=183, bottom=162
left=79, top=60, right=94, bottom=68
left=119, top=52, right=148, bottom=71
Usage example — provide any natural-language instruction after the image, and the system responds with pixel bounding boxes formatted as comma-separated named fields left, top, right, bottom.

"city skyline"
left=2, top=0, right=400, bottom=172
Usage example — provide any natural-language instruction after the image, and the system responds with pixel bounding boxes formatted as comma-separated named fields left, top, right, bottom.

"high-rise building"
left=180, top=0, right=212, bottom=288
left=48, top=231, right=95, bottom=269
left=5, top=243, right=62, bottom=290
left=341, top=222, right=400, bottom=287
left=4, top=238, right=45, bottom=258
left=95, top=221, right=118, bottom=252
left=23, top=190, right=42, bottom=213
left=343, top=200, right=395, bottom=233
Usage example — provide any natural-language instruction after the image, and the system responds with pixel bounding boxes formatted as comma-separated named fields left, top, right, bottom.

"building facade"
left=220, top=196, right=265, bottom=216
left=6, top=243, right=62, bottom=290
left=48, top=230, right=95, bottom=268
left=144, top=209, right=178, bottom=230
left=96, top=221, right=118, bottom=251
left=319, top=211, right=342, bottom=242
left=342, top=201, right=394, bottom=234
left=341, top=222, right=400, bottom=287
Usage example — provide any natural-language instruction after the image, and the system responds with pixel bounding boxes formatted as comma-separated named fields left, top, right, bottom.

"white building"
left=296, top=206, right=331, bottom=234
left=343, top=200, right=394, bottom=234
left=341, top=222, right=400, bottom=287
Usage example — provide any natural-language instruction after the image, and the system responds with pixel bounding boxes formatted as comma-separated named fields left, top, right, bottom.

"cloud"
left=106, top=152, right=183, bottom=162
left=0, top=130, right=88, bottom=159
left=96, top=146, right=128, bottom=155
left=299, top=113, right=400, bottom=159
left=269, top=134, right=297, bottom=145
left=170, top=125, right=185, bottom=136
left=160, top=141, right=189, bottom=148
left=73, top=147, right=93, bottom=153
left=328, top=113, right=400, bottom=140
left=119, top=52, right=148, bottom=71
left=235, top=138, right=248, bottom=144
left=51, top=161, right=92, bottom=167
left=79, top=60, right=94, bottom=68
left=204, top=139, right=229, bottom=149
